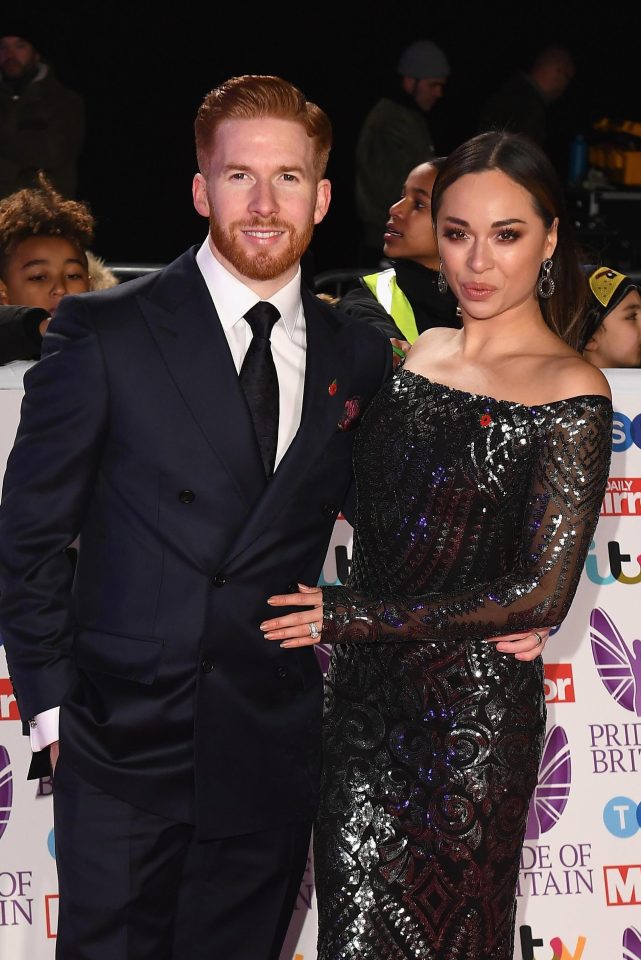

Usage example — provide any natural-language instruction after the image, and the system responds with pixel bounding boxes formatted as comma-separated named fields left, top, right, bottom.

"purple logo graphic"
left=525, top=724, right=571, bottom=839
left=0, top=744, right=13, bottom=841
left=314, top=643, right=331, bottom=675
left=624, top=926, right=641, bottom=960
left=590, top=608, right=641, bottom=716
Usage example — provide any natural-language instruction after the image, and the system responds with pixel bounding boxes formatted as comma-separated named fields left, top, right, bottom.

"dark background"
left=27, top=1, right=641, bottom=273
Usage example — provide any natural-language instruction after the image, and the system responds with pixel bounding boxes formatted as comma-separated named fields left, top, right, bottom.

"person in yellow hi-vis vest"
left=340, top=157, right=460, bottom=345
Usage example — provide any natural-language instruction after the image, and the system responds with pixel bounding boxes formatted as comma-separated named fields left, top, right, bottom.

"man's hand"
left=390, top=337, right=410, bottom=369
left=486, top=628, right=551, bottom=661
left=50, top=740, right=60, bottom=773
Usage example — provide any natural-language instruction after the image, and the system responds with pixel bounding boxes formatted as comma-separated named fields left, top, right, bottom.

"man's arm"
left=0, top=295, right=108, bottom=723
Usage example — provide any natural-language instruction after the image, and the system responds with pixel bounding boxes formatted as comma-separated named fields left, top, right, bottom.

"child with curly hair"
left=0, top=172, right=116, bottom=363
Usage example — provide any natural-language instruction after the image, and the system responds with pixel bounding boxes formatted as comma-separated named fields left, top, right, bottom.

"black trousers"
left=53, top=755, right=312, bottom=960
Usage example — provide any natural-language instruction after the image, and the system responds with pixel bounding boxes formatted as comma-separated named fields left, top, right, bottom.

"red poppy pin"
left=328, top=379, right=338, bottom=396
left=480, top=413, right=493, bottom=428
left=338, top=396, right=362, bottom=431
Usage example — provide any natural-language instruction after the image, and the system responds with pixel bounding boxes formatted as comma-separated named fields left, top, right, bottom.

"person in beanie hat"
left=581, top=265, right=641, bottom=368
left=354, top=38, right=451, bottom=265
left=0, top=18, right=85, bottom=199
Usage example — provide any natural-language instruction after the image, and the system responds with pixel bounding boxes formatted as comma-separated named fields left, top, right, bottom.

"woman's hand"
left=486, top=628, right=551, bottom=661
left=260, top=583, right=323, bottom=648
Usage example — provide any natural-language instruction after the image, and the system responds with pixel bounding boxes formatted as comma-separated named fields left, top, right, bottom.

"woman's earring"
left=437, top=262, right=448, bottom=295
left=537, top=258, right=555, bottom=299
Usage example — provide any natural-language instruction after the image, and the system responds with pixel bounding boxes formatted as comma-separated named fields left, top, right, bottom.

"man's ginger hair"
left=195, top=75, right=332, bottom=180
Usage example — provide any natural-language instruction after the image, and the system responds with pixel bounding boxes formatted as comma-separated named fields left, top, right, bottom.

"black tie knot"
left=244, top=301, right=280, bottom=340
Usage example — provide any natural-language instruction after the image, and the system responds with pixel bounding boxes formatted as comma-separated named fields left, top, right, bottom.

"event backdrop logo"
left=603, top=797, right=641, bottom=838
left=0, top=744, right=12, bottom=841
left=590, top=608, right=641, bottom=715
left=586, top=540, right=641, bottom=585
left=525, top=724, right=571, bottom=840
left=601, top=479, right=641, bottom=516
left=0, top=678, right=19, bottom=720
left=544, top=664, right=575, bottom=703
left=624, top=926, right=641, bottom=960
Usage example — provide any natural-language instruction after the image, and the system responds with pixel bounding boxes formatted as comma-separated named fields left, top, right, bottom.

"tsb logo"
left=0, top=680, right=19, bottom=721
left=544, top=664, right=575, bottom=703
left=612, top=412, right=641, bottom=452
left=604, top=864, right=641, bottom=905
left=603, top=797, right=641, bottom=838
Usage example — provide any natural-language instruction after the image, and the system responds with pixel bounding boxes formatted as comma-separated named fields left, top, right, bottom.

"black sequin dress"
left=316, top=367, right=612, bottom=960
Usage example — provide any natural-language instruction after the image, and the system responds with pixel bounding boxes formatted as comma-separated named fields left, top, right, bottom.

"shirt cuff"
left=28, top=707, right=60, bottom=751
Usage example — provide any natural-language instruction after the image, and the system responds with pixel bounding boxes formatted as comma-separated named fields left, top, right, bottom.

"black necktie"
left=239, top=301, right=280, bottom=477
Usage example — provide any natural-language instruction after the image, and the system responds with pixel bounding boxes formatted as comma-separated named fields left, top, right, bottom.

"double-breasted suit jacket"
left=0, top=247, right=392, bottom=838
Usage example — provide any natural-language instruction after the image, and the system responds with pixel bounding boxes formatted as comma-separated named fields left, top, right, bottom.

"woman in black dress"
left=261, top=132, right=612, bottom=960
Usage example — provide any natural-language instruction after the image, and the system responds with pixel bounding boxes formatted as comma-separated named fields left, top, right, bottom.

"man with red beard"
left=0, top=75, right=393, bottom=960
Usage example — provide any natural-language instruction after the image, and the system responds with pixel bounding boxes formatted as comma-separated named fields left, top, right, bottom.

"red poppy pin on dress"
left=480, top=413, right=493, bottom=428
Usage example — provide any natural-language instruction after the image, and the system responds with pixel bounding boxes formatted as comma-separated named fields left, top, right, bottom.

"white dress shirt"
left=30, top=237, right=308, bottom=751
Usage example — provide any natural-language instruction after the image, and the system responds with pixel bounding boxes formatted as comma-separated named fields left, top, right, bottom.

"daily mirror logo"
left=601, top=479, right=641, bottom=516
left=604, top=864, right=641, bottom=906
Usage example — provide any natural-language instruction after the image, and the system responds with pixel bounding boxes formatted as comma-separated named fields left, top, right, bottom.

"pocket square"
left=337, top=396, right=362, bottom=431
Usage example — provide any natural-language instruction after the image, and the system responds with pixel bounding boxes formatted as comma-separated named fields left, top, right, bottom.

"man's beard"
left=209, top=216, right=315, bottom=281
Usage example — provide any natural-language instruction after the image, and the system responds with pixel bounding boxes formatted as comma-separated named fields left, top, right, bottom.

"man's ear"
left=0, top=279, right=9, bottom=304
left=192, top=174, right=210, bottom=218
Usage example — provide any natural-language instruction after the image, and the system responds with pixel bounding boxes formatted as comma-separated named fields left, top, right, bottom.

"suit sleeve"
left=323, top=399, right=612, bottom=643
left=0, top=306, right=46, bottom=363
left=339, top=286, right=405, bottom=340
left=0, top=296, right=108, bottom=720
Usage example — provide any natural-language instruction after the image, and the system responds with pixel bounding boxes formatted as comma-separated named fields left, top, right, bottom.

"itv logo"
left=519, top=925, right=586, bottom=959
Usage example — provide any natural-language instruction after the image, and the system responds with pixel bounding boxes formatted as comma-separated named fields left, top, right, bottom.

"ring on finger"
left=309, top=621, right=319, bottom=640
left=534, top=631, right=543, bottom=646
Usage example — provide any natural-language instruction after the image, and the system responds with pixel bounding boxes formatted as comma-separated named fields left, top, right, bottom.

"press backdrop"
left=0, top=364, right=639, bottom=960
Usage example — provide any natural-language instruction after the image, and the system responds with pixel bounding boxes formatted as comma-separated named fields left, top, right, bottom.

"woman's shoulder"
left=409, top=325, right=459, bottom=357
left=549, top=354, right=612, bottom=403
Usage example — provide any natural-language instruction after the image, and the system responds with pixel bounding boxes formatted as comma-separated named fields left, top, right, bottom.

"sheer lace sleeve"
left=322, top=396, right=612, bottom=644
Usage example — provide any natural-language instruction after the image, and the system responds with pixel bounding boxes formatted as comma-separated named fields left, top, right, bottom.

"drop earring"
left=437, top=262, right=448, bottom=295
left=537, top=258, right=555, bottom=299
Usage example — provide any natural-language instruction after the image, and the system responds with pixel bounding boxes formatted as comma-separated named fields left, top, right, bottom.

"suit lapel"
left=139, top=249, right=266, bottom=507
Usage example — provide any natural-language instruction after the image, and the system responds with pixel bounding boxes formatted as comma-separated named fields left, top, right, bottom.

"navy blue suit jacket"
left=0, top=247, right=391, bottom=838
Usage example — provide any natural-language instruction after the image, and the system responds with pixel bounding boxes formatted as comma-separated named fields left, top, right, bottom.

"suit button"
left=322, top=502, right=338, bottom=519
left=178, top=489, right=195, bottom=503
left=277, top=666, right=288, bottom=680
left=201, top=658, right=214, bottom=673
left=210, top=574, right=226, bottom=588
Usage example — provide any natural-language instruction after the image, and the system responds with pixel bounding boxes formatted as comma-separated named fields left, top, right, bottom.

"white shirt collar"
left=196, top=238, right=302, bottom=337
